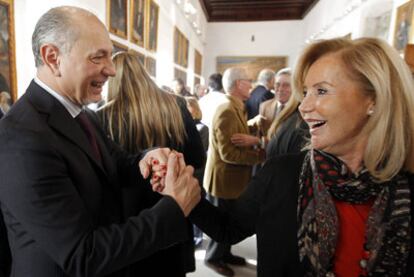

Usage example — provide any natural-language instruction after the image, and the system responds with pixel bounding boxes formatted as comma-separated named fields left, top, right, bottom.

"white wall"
left=203, top=20, right=304, bottom=79
left=13, top=0, right=207, bottom=97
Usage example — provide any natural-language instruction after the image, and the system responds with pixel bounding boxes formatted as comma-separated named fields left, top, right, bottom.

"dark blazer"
left=245, top=85, right=274, bottom=120
left=0, top=81, right=188, bottom=277
left=266, top=111, right=309, bottom=159
left=190, top=152, right=414, bottom=277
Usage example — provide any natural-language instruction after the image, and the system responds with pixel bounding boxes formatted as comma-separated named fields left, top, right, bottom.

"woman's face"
left=299, top=53, right=374, bottom=159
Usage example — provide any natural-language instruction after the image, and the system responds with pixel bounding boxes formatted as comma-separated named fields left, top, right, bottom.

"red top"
left=333, top=199, right=373, bottom=277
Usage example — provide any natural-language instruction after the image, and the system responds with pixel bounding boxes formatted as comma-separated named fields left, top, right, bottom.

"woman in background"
left=99, top=51, right=205, bottom=277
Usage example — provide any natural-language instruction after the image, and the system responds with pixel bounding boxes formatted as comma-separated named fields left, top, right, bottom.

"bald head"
left=32, top=6, right=102, bottom=67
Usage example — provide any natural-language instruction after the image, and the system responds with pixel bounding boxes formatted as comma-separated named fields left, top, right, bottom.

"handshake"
left=139, top=148, right=201, bottom=216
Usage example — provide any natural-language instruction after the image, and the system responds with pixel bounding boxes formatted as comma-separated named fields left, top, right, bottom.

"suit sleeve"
left=189, top=160, right=273, bottom=243
left=214, top=108, right=263, bottom=165
left=0, top=128, right=188, bottom=277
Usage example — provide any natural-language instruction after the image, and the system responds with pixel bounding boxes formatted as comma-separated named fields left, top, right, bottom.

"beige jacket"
left=203, top=95, right=264, bottom=199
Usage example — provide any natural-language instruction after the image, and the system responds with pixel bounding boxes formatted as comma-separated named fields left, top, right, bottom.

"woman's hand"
left=231, top=133, right=260, bottom=147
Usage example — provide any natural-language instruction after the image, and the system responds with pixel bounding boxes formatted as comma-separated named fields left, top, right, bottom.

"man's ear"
left=40, top=44, right=61, bottom=77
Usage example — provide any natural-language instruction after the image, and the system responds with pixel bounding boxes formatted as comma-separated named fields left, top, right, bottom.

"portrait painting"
left=216, top=56, right=287, bottom=81
left=174, top=68, right=187, bottom=84
left=107, top=0, right=128, bottom=39
left=393, top=0, right=414, bottom=52
left=194, top=76, right=200, bottom=86
left=0, top=0, right=16, bottom=102
left=111, top=40, right=128, bottom=55
left=130, top=0, right=145, bottom=47
left=146, top=0, right=159, bottom=52
left=173, top=28, right=189, bottom=68
left=145, top=56, right=156, bottom=77
left=194, top=49, right=202, bottom=75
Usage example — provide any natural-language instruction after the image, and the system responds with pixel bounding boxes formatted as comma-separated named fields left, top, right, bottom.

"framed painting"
left=112, top=40, right=128, bottom=55
left=194, top=49, right=202, bottom=75
left=107, top=0, right=128, bottom=39
left=0, top=0, right=16, bottom=102
left=146, top=0, right=159, bottom=52
left=130, top=0, right=145, bottom=47
left=145, top=56, right=156, bottom=77
left=173, top=28, right=189, bottom=68
left=173, top=27, right=180, bottom=65
left=174, top=68, right=187, bottom=84
left=194, top=76, right=200, bottom=86
left=216, top=56, right=287, bottom=81
left=393, top=0, right=414, bottom=52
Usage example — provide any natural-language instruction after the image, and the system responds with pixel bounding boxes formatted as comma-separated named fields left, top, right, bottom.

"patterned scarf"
left=297, top=150, right=411, bottom=276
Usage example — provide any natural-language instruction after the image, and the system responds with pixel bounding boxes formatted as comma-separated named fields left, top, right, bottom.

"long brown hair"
left=99, top=51, right=186, bottom=153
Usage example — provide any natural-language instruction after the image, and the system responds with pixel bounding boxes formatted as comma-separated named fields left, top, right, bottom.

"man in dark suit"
left=245, top=69, right=275, bottom=120
left=0, top=6, right=200, bottom=277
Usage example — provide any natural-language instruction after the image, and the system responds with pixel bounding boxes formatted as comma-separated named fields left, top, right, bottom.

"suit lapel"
left=26, top=81, right=108, bottom=176
left=231, top=97, right=249, bottom=134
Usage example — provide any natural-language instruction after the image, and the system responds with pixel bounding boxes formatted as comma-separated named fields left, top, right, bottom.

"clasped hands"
left=139, top=148, right=200, bottom=216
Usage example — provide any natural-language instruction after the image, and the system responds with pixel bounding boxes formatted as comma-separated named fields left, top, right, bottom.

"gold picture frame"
left=107, top=0, right=128, bottom=39
left=146, top=0, right=159, bottom=52
left=0, top=0, right=16, bottom=102
left=130, top=0, right=145, bottom=47
left=174, top=27, right=189, bottom=68
left=393, top=0, right=414, bottom=52
left=174, top=68, right=187, bottom=84
left=194, top=49, right=202, bottom=75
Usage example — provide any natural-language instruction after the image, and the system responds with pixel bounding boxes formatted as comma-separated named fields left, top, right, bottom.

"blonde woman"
left=98, top=51, right=205, bottom=277
left=187, top=37, right=414, bottom=276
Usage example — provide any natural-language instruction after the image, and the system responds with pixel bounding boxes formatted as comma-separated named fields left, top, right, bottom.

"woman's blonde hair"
left=293, top=37, right=414, bottom=180
left=185, top=97, right=202, bottom=121
left=100, top=51, right=186, bottom=153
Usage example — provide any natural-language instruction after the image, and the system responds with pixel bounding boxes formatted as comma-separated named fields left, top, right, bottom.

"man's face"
left=235, top=75, right=252, bottom=101
left=274, top=74, right=292, bottom=104
left=56, top=18, right=115, bottom=105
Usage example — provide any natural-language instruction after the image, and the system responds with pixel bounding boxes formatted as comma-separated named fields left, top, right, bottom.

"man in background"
left=199, top=73, right=227, bottom=130
left=203, top=67, right=264, bottom=277
left=245, top=68, right=274, bottom=120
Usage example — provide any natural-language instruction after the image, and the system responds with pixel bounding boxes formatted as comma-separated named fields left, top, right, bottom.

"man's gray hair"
left=32, top=6, right=87, bottom=67
left=275, top=67, right=291, bottom=77
left=222, top=67, right=247, bottom=93
left=257, top=69, right=275, bottom=86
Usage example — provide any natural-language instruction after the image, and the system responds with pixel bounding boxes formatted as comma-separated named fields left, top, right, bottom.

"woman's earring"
left=367, top=109, right=374, bottom=115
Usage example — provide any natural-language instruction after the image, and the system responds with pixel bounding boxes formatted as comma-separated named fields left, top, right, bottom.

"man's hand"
left=231, top=133, right=260, bottom=147
left=247, top=114, right=265, bottom=127
left=160, top=152, right=201, bottom=216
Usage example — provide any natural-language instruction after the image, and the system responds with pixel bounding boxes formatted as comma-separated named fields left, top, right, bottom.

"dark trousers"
left=204, top=194, right=233, bottom=262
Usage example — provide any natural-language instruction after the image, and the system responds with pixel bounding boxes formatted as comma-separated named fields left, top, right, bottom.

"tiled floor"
left=188, top=235, right=257, bottom=277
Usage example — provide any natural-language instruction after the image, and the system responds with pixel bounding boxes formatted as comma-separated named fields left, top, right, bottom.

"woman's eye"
left=317, top=88, right=328, bottom=95
left=303, top=90, right=308, bottom=97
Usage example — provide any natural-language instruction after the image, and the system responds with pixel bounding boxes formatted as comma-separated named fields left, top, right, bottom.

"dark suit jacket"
left=245, top=85, right=274, bottom=120
left=190, top=152, right=414, bottom=277
left=266, top=111, right=309, bottom=159
left=0, top=81, right=188, bottom=277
